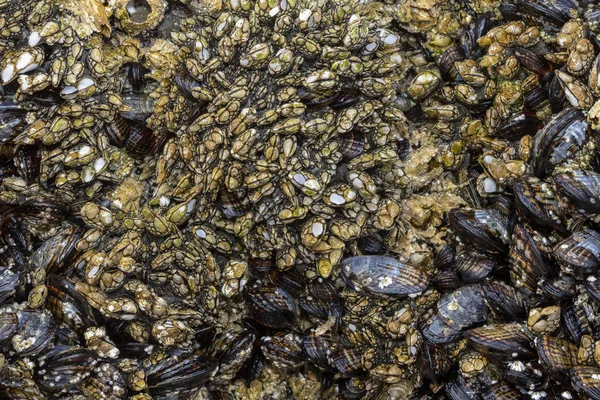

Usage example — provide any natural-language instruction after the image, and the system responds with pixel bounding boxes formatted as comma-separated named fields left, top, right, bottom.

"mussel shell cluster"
left=5, top=0, right=600, bottom=398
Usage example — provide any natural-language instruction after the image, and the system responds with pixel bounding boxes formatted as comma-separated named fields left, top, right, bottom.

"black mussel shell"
left=503, top=360, right=546, bottom=390
left=356, top=233, right=384, bottom=254
left=496, top=112, right=543, bottom=141
left=46, top=274, right=99, bottom=337
left=105, top=114, right=131, bottom=146
left=513, top=178, right=565, bottom=233
left=174, top=70, right=201, bottom=100
left=79, top=362, right=127, bottom=399
left=432, top=270, right=461, bottom=292
left=562, top=301, right=593, bottom=343
left=120, top=93, right=154, bottom=121
left=465, top=323, right=535, bottom=358
left=330, top=347, right=364, bottom=377
left=146, top=352, right=218, bottom=398
left=524, top=86, right=550, bottom=112
left=244, top=283, right=297, bottom=330
left=585, top=276, right=600, bottom=303
left=570, top=366, right=600, bottom=400
left=330, top=88, right=361, bottom=110
left=15, top=145, right=40, bottom=184
left=127, top=63, right=149, bottom=91
left=433, top=244, right=456, bottom=270
left=455, top=252, right=496, bottom=283
left=549, top=71, right=568, bottom=113
left=0, top=267, right=21, bottom=304
left=125, top=125, right=163, bottom=156
left=339, top=378, right=367, bottom=400
left=541, top=276, right=577, bottom=300
left=235, top=343, right=265, bottom=382
left=449, top=208, right=509, bottom=256
left=515, top=0, right=578, bottom=27
left=554, top=169, right=600, bottom=216
left=437, top=285, right=488, bottom=330
left=335, top=131, right=366, bottom=160
left=35, top=345, right=98, bottom=392
left=421, top=314, right=463, bottom=344
left=515, top=47, right=552, bottom=80
left=260, top=335, right=304, bottom=368
left=217, top=187, right=250, bottom=219
left=554, top=229, right=600, bottom=275
left=419, top=340, right=453, bottom=383
left=0, top=311, right=18, bottom=341
left=460, top=14, right=493, bottom=57
left=445, top=375, right=479, bottom=400
left=341, top=256, right=429, bottom=298
left=536, top=335, right=577, bottom=379
left=532, top=108, right=588, bottom=178
left=12, top=308, right=57, bottom=356
left=303, top=331, right=336, bottom=370
left=269, top=268, right=305, bottom=298
left=438, top=46, right=465, bottom=81
left=509, top=224, right=552, bottom=294
left=0, top=99, right=27, bottom=142
left=216, top=332, right=256, bottom=383
left=30, top=226, right=83, bottom=276
left=482, top=383, right=522, bottom=400
left=482, top=280, right=527, bottom=321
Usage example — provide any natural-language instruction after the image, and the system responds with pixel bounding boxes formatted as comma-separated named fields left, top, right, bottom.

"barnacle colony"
left=3, top=0, right=600, bottom=398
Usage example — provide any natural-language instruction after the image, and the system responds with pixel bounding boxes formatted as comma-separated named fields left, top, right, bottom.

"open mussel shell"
left=146, top=351, right=218, bottom=398
left=554, top=229, right=600, bottom=275
left=243, top=283, right=297, bottom=330
left=536, top=335, right=578, bottom=379
left=532, top=108, right=588, bottom=178
left=554, top=169, right=600, bottom=216
left=35, top=344, right=98, bottom=392
left=448, top=208, right=509, bottom=256
left=465, top=323, right=535, bottom=358
left=341, top=256, right=429, bottom=298
left=570, top=366, right=600, bottom=400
